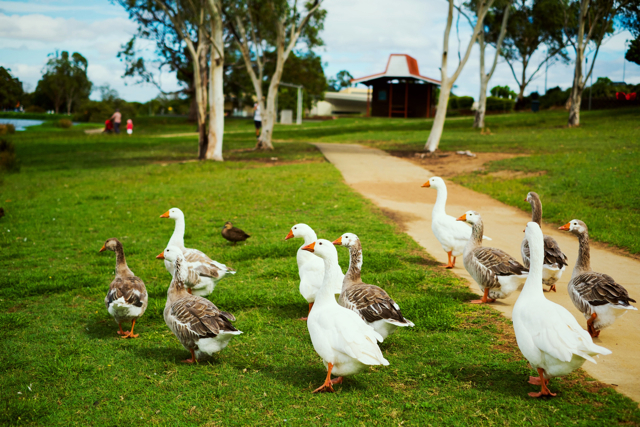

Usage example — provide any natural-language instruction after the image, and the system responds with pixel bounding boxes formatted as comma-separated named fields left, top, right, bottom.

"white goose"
left=422, top=177, right=490, bottom=268
left=302, top=239, right=389, bottom=393
left=559, top=219, right=637, bottom=337
left=513, top=222, right=611, bottom=398
left=458, top=211, right=528, bottom=303
left=160, top=208, right=235, bottom=296
left=285, top=223, right=343, bottom=320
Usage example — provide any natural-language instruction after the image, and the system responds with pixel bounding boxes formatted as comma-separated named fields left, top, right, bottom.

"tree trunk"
left=425, top=82, right=452, bottom=152
left=206, top=22, right=224, bottom=161
left=66, top=99, right=72, bottom=115
left=195, top=45, right=209, bottom=160
left=257, top=87, right=277, bottom=150
left=474, top=83, right=488, bottom=129
left=474, top=31, right=487, bottom=129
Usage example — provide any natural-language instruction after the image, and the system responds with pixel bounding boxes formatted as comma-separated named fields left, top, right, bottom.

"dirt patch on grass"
left=379, top=207, right=423, bottom=232
left=387, top=151, right=526, bottom=178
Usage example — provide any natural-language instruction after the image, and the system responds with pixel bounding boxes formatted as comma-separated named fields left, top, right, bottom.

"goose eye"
left=319, top=242, right=322, bottom=245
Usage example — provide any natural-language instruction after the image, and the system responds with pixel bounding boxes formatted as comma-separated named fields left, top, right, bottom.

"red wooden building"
left=351, top=54, right=441, bottom=118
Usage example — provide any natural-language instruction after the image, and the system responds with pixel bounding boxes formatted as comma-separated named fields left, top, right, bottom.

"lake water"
left=0, top=118, right=45, bottom=131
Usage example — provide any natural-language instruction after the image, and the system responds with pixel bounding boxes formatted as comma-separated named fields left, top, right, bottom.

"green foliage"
left=34, top=51, right=92, bottom=114
left=57, top=119, right=73, bottom=129
left=456, top=96, right=475, bottom=109
left=490, top=85, right=517, bottom=99
left=269, top=51, right=327, bottom=116
left=486, top=96, right=515, bottom=111
left=627, top=37, right=640, bottom=65
left=587, top=77, right=633, bottom=98
left=0, top=66, right=23, bottom=110
left=539, top=86, right=571, bottom=109
left=327, top=70, right=353, bottom=92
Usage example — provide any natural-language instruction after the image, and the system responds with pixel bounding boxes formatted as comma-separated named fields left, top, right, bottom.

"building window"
left=378, top=90, right=387, bottom=101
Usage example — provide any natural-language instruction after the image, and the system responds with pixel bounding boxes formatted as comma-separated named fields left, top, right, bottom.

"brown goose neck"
left=114, top=243, right=132, bottom=276
left=529, top=198, right=542, bottom=226
left=575, top=231, right=591, bottom=273
left=345, top=241, right=363, bottom=286
left=470, top=219, right=484, bottom=246
left=168, top=259, right=189, bottom=300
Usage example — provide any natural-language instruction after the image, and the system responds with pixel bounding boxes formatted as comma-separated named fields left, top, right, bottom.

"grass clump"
left=56, top=119, right=73, bottom=129
left=0, top=138, right=19, bottom=172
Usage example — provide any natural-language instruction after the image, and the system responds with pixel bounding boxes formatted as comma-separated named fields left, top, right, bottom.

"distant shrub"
left=0, top=138, right=19, bottom=172
left=57, top=119, right=73, bottom=128
left=456, top=96, right=474, bottom=109
left=486, top=96, right=515, bottom=112
left=0, top=124, right=16, bottom=135
left=25, top=105, right=46, bottom=113
left=448, top=96, right=458, bottom=110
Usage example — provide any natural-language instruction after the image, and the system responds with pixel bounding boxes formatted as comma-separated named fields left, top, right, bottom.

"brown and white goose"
left=521, top=192, right=568, bottom=292
left=158, top=246, right=242, bottom=363
left=559, top=219, right=637, bottom=337
left=100, top=238, right=148, bottom=338
left=457, top=211, right=529, bottom=304
left=333, top=233, right=414, bottom=340
left=160, top=208, right=235, bottom=296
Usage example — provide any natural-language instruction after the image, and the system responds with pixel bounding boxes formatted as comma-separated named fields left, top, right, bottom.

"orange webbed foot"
left=182, top=349, right=197, bottom=363
left=298, top=317, right=308, bottom=321
left=528, top=376, right=548, bottom=385
left=331, top=376, right=343, bottom=385
left=312, top=381, right=335, bottom=393
left=528, top=390, right=556, bottom=398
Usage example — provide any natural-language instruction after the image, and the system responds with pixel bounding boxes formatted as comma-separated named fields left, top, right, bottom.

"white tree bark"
left=206, top=0, right=224, bottom=161
left=474, top=3, right=509, bottom=129
left=426, top=0, right=495, bottom=152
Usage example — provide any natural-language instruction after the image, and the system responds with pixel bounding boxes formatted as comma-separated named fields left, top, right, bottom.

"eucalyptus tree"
left=35, top=51, right=91, bottom=114
left=500, top=0, right=567, bottom=104
left=463, top=0, right=512, bottom=128
left=226, top=0, right=326, bottom=150
left=425, top=0, right=496, bottom=152
left=562, top=0, right=637, bottom=126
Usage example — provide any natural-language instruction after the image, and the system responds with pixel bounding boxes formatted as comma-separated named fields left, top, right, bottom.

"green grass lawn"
left=1, top=121, right=639, bottom=425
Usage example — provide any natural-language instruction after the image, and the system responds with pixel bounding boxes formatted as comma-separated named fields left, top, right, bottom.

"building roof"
left=351, top=54, right=441, bottom=86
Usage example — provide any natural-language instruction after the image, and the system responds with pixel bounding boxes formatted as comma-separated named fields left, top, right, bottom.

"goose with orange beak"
left=159, top=245, right=242, bottom=363
left=100, top=238, right=148, bottom=338
left=159, top=207, right=235, bottom=296
left=457, top=211, right=528, bottom=303
left=422, top=177, right=490, bottom=269
left=285, top=223, right=343, bottom=320
left=559, top=219, right=636, bottom=337
left=513, top=222, right=611, bottom=398
left=333, top=233, right=414, bottom=340
left=302, top=239, right=388, bottom=393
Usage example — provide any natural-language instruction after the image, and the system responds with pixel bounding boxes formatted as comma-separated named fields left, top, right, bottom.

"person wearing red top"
left=126, top=119, right=133, bottom=135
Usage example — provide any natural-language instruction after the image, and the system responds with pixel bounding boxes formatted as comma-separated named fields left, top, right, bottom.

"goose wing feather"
left=343, top=284, right=412, bottom=326
left=170, top=296, right=239, bottom=339
left=105, top=276, right=147, bottom=309
left=323, top=308, right=388, bottom=365
left=473, top=247, right=529, bottom=276
left=572, top=272, right=636, bottom=307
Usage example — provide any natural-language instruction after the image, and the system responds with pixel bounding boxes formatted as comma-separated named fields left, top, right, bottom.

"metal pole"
left=587, top=57, right=592, bottom=111
left=623, top=41, right=627, bottom=82
left=544, top=49, right=548, bottom=94
left=296, top=86, right=302, bottom=125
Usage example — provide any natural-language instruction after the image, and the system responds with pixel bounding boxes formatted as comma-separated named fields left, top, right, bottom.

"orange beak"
left=301, top=242, right=316, bottom=252
left=285, top=229, right=294, bottom=240
left=99, top=245, right=106, bottom=252
left=160, top=210, right=170, bottom=218
left=558, top=222, right=571, bottom=231
left=156, top=252, right=165, bottom=259
left=422, top=181, right=431, bottom=188
left=456, top=214, right=467, bottom=222
left=332, top=237, right=342, bottom=246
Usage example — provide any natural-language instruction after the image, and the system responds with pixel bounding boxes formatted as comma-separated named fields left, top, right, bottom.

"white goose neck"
left=169, top=216, right=186, bottom=249
left=301, top=230, right=318, bottom=246
left=316, top=254, right=341, bottom=304
left=432, top=184, right=448, bottom=216
left=521, top=233, right=545, bottom=299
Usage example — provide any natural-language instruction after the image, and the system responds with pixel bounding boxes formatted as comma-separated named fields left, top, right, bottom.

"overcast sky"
left=0, top=0, right=637, bottom=102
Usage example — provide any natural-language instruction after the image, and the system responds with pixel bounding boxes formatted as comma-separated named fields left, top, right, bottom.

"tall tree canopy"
left=226, top=0, right=326, bottom=150
left=35, top=51, right=92, bottom=114
left=0, top=67, right=23, bottom=110
left=500, top=0, right=566, bottom=103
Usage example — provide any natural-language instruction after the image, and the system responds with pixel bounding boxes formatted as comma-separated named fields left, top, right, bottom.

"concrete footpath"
left=314, top=142, right=640, bottom=402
